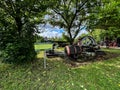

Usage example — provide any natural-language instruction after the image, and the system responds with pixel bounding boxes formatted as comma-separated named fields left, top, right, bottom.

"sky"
left=39, top=23, right=88, bottom=38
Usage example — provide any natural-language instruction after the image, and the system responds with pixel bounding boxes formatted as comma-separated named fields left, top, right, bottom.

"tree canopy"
left=47, top=0, right=101, bottom=44
left=0, top=0, right=50, bottom=63
left=87, top=0, right=120, bottom=30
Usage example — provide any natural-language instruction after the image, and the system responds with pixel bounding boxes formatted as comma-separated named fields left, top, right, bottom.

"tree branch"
left=78, top=0, right=88, bottom=11
left=8, top=0, right=16, bottom=17
left=53, top=9, right=69, bottom=26
left=69, top=0, right=88, bottom=30
left=73, top=20, right=83, bottom=39
left=69, top=0, right=79, bottom=29
left=68, top=0, right=72, bottom=9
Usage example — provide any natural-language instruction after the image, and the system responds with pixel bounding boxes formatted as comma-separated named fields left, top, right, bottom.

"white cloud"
left=39, top=29, right=63, bottom=38
left=39, top=23, right=88, bottom=38
left=39, top=23, right=64, bottom=38
left=40, top=29, right=88, bottom=38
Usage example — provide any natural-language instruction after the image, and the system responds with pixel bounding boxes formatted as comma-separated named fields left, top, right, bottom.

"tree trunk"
left=15, top=17, right=23, bottom=36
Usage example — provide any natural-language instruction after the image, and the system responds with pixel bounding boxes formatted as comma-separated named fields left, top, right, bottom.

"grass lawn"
left=0, top=44, right=120, bottom=90
left=35, top=43, right=52, bottom=50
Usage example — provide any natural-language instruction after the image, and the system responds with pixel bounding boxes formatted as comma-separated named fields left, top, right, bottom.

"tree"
left=87, top=0, right=120, bottom=30
left=97, top=0, right=120, bottom=30
left=99, top=28, right=120, bottom=40
left=36, top=36, right=45, bottom=43
left=0, top=0, right=49, bottom=63
left=85, top=0, right=120, bottom=42
left=87, top=29, right=104, bottom=42
left=48, top=0, right=101, bottom=44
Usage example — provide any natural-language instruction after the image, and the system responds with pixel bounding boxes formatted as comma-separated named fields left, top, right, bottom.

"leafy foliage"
left=85, top=0, right=120, bottom=41
left=2, top=39, right=36, bottom=64
left=0, top=0, right=49, bottom=64
left=87, top=0, right=120, bottom=30
left=36, top=36, right=45, bottom=43
left=48, top=0, right=101, bottom=44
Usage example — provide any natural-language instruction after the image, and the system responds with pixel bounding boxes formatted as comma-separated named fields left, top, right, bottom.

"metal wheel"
left=81, top=36, right=97, bottom=46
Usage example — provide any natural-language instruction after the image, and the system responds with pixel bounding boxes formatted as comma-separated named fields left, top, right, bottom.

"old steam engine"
left=65, top=36, right=105, bottom=60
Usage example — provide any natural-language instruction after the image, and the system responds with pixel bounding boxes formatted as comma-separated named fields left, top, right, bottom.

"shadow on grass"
left=35, top=48, right=120, bottom=68
left=62, top=51, right=120, bottom=67
left=1, top=48, right=119, bottom=70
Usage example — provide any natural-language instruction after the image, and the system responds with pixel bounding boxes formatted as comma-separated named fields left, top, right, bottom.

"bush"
left=1, top=39, right=36, bottom=64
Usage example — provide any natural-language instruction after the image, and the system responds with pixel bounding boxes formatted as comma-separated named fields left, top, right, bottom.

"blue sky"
left=39, top=24, right=88, bottom=38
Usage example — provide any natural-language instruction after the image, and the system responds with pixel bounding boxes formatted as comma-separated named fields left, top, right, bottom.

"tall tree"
left=48, top=0, right=101, bottom=44
left=87, top=0, right=120, bottom=30
left=87, top=0, right=120, bottom=40
left=0, top=0, right=49, bottom=63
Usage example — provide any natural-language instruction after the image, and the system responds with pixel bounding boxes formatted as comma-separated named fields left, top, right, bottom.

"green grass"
left=35, top=43, right=52, bottom=50
left=0, top=44, right=120, bottom=90
left=102, top=48, right=120, bottom=53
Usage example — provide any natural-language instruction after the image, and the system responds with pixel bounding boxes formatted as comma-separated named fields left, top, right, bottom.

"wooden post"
left=44, top=50, right=47, bottom=69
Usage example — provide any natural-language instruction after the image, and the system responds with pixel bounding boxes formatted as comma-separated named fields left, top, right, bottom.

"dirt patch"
left=96, top=52, right=120, bottom=60
left=64, top=52, right=120, bottom=67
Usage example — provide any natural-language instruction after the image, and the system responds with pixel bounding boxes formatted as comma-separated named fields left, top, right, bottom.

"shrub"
left=1, top=38, right=36, bottom=64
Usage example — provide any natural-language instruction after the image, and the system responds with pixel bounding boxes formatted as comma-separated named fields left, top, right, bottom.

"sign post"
left=44, top=50, right=47, bottom=69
